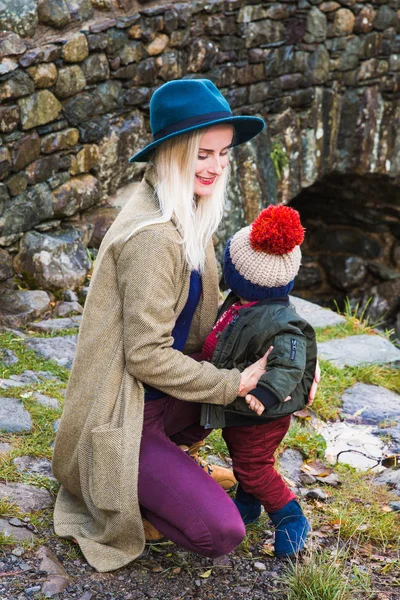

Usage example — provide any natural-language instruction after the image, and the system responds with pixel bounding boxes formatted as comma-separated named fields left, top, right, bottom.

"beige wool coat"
left=52, top=169, right=241, bottom=573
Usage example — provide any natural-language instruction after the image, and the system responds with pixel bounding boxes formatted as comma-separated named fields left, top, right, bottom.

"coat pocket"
left=90, top=424, right=123, bottom=512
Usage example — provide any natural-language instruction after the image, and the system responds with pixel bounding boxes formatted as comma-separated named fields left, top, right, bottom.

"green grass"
left=311, top=465, right=400, bottom=547
left=312, top=360, right=400, bottom=422
left=281, top=547, right=371, bottom=600
left=282, top=420, right=327, bottom=459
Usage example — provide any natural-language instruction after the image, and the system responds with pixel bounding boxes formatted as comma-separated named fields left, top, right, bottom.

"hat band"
left=153, top=111, right=232, bottom=141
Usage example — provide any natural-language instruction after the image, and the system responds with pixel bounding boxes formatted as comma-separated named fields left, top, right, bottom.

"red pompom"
left=250, top=205, right=304, bottom=255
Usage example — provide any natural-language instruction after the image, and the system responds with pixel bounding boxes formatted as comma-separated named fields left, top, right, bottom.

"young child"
left=201, top=205, right=318, bottom=557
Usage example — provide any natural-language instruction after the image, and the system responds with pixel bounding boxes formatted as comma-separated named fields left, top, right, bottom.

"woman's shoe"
left=180, top=441, right=237, bottom=491
left=268, top=499, right=309, bottom=557
left=142, top=518, right=164, bottom=542
left=233, top=484, right=262, bottom=525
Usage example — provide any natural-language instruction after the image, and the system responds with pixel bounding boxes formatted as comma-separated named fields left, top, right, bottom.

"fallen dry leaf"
left=260, top=543, right=274, bottom=556
left=200, top=569, right=212, bottom=579
left=301, top=459, right=333, bottom=477
left=381, top=505, right=393, bottom=513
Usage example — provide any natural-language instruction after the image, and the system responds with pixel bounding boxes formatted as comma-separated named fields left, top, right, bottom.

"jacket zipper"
left=204, top=312, right=240, bottom=429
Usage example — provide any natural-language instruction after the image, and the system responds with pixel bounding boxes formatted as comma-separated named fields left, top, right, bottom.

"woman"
left=52, top=79, right=317, bottom=573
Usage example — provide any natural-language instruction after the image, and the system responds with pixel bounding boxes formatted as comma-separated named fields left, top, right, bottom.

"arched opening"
left=290, top=172, right=400, bottom=339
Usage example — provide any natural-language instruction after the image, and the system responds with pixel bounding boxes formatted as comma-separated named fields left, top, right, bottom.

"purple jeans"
left=138, top=395, right=245, bottom=557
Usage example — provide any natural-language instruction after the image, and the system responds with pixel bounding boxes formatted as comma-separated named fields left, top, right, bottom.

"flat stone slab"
left=28, top=316, right=82, bottom=333
left=322, top=421, right=387, bottom=471
left=341, top=383, right=400, bottom=425
left=290, top=296, right=346, bottom=328
left=0, top=442, right=13, bottom=454
left=374, top=468, right=400, bottom=497
left=0, top=348, right=19, bottom=366
left=0, top=397, right=32, bottom=433
left=277, top=448, right=304, bottom=485
left=318, top=334, right=400, bottom=368
left=0, top=518, right=35, bottom=544
left=0, top=482, right=53, bottom=512
left=33, top=392, right=60, bottom=410
left=13, top=456, right=54, bottom=479
left=0, top=369, right=61, bottom=389
left=25, top=336, right=78, bottom=369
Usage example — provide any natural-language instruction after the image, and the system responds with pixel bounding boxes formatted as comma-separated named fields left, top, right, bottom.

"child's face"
left=194, top=124, right=233, bottom=196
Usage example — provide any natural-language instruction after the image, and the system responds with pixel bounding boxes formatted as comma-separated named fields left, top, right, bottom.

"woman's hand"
left=238, top=346, right=273, bottom=398
left=307, top=360, right=321, bottom=406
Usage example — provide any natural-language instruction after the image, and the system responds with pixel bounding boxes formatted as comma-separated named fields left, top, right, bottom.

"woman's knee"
left=208, top=518, right=246, bottom=558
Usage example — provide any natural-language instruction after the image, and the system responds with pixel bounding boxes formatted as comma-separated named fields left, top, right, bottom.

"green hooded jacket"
left=200, top=293, right=318, bottom=429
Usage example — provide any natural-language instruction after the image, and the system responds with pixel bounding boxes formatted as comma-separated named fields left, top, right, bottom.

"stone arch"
left=222, top=85, right=400, bottom=337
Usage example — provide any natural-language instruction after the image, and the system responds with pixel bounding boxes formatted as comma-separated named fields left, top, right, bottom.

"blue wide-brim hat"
left=129, top=79, right=265, bottom=163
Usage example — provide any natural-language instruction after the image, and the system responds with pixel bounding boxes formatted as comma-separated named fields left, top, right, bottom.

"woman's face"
left=194, top=124, right=234, bottom=196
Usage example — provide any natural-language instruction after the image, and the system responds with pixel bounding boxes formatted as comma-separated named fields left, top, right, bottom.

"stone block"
left=52, top=174, right=101, bottom=217
left=0, top=248, right=14, bottom=281
left=0, top=105, right=19, bottom=134
left=62, top=33, right=89, bottom=63
left=54, top=65, right=86, bottom=99
left=15, top=229, right=91, bottom=291
left=27, top=62, right=58, bottom=88
left=0, top=71, right=34, bottom=101
left=2, top=182, right=54, bottom=235
left=0, top=32, right=26, bottom=57
left=81, top=53, right=110, bottom=83
left=70, top=145, right=99, bottom=175
left=37, top=0, right=71, bottom=28
left=6, top=172, right=28, bottom=196
left=11, top=131, right=41, bottom=171
left=0, top=148, right=11, bottom=181
left=19, top=90, right=62, bottom=130
left=41, top=128, right=80, bottom=154
left=329, top=8, right=355, bottom=36
left=304, top=7, right=327, bottom=43
left=0, top=0, right=38, bottom=38
left=146, top=33, right=169, bottom=56
left=245, top=19, right=286, bottom=48
left=25, top=154, right=60, bottom=185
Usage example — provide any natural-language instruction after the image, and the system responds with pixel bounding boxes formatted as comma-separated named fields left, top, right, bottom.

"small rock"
left=278, top=448, right=304, bottom=485
left=300, top=473, right=317, bottom=485
left=389, top=501, right=400, bottom=512
left=24, top=587, right=41, bottom=597
left=28, top=317, right=81, bottom=333
left=0, top=482, right=52, bottom=512
left=316, top=473, right=341, bottom=487
left=254, top=561, right=267, bottom=571
left=0, top=290, right=51, bottom=328
left=306, top=488, right=328, bottom=501
left=0, top=348, right=18, bottom=366
left=25, top=336, right=77, bottom=369
left=8, top=517, right=24, bottom=527
left=53, top=301, right=84, bottom=318
left=0, top=518, right=35, bottom=544
left=33, top=392, right=60, bottom=410
left=11, top=546, right=25, bottom=556
left=0, top=442, right=13, bottom=454
left=0, top=397, right=32, bottom=433
left=13, top=456, right=54, bottom=479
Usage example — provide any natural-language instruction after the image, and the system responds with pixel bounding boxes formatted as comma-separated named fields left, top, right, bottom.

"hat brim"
left=128, top=115, right=265, bottom=163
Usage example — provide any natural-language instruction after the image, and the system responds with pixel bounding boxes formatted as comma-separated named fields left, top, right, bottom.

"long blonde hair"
left=152, top=129, right=230, bottom=273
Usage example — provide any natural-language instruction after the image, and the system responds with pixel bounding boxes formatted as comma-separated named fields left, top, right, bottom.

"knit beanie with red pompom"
left=223, top=205, right=305, bottom=301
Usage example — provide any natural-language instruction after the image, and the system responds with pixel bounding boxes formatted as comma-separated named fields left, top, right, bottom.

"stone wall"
left=0, top=0, right=400, bottom=332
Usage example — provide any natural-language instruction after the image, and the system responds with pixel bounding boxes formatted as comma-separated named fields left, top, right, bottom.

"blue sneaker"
left=233, top=485, right=262, bottom=525
left=268, top=499, right=310, bottom=557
